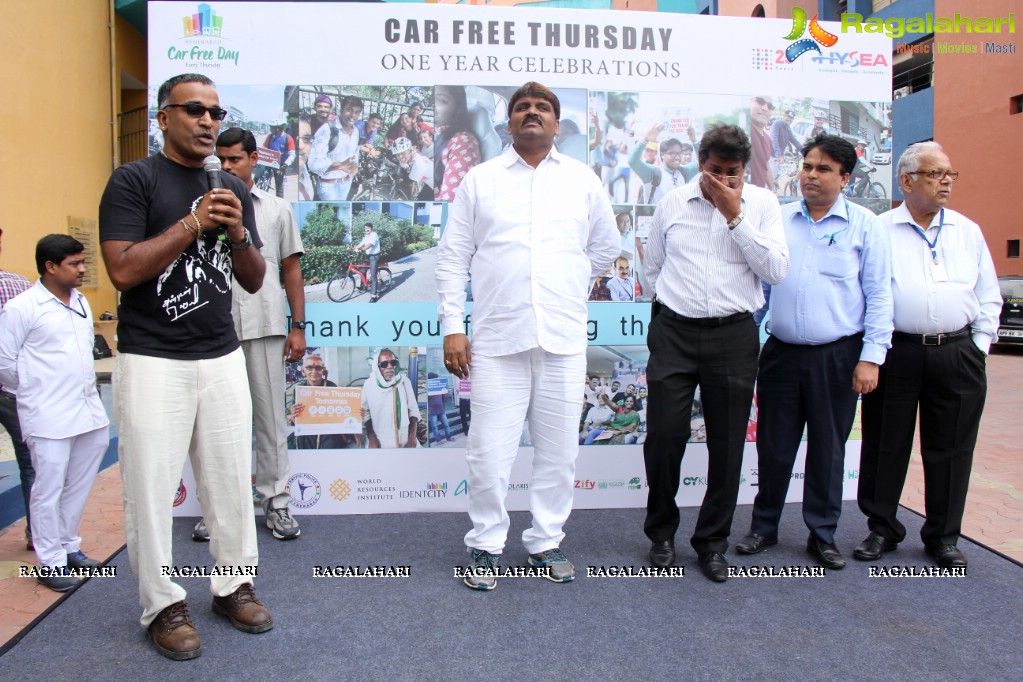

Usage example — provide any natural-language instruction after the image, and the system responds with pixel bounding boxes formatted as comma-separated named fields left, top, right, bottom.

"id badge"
left=930, top=260, right=949, bottom=282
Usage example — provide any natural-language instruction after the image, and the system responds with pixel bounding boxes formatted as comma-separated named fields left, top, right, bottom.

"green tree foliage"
left=350, top=210, right=436, bottom=262
left=300, top=204, right=356, bottom=284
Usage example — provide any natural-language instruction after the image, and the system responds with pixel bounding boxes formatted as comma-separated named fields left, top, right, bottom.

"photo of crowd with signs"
left=285, top=346, right=428, bottom=450
left=579, top=346, right=759, bottom=446
left=294, top=201, right=446, bottom=304
left=744, top=95, right=891, bottom=209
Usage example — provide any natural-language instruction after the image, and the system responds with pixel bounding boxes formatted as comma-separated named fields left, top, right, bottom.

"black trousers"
left=858, top=336, right=987, bottom=547
left=750, top=334, right=862, bottom=545
left=0, top=391, right=34, bottom=527
left=643, top=307, right=758, bottom=555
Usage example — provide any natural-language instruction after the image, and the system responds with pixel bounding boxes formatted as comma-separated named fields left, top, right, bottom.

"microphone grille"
left=203, top=155, right=222, bottom=172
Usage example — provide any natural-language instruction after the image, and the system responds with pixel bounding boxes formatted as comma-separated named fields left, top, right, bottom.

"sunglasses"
left=753, top=97, right=776, bottom=111
left=378, top=360, right=399, bottom=369
left=162, top=103, right=229, bottom=121
left=304, top=365, right=326, bottom=371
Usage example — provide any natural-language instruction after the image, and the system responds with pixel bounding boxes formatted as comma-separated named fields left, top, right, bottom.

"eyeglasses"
left=304, top=365, right=326, bottom=371
left=753, top=97, right=775, bottom=111
left=704, top=170, right=743, bottom=186
left=662, top=150, right=684, bottom=157
left=906, top=169, right=960, bottom=181
left=161, top=103, right=229, bottom=121
left=378, top=360, right=399, bottom=369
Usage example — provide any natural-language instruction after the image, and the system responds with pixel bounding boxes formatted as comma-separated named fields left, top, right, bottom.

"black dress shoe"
left=698, top=552, right=729, bottom=582
left=649, top=540, right=675, bottom=568
left=852, top=532, right=898, bottom=561
left=926, top=544, right=968, bottom=568
left=735, top=533, right=778, bottom=555
left=806, top=534, right=846, bottom=569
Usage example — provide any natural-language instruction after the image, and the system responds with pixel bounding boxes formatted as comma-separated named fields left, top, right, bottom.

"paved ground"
left=2, top=349, right=1021, bottom=652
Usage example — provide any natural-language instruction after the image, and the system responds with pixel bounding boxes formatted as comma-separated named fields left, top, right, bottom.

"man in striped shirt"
left=0, top=226, right=34, bottom=551
left=641, top=124, right=789, bottom=582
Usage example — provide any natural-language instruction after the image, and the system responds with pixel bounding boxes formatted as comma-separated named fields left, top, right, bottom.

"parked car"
left=997, top=275, right=1023, bottom=345
left=872, top=150, right=891, bottom=165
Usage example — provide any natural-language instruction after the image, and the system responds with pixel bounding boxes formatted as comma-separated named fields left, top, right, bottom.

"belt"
left=318, top=176, right=350, bottom=184
left=892, top=326, right=970, bottom=346
left=657, top=304, right=752, bottom=327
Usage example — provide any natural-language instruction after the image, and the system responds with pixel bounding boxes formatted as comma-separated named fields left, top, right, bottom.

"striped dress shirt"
left=644, top=176, right=789, bottom=317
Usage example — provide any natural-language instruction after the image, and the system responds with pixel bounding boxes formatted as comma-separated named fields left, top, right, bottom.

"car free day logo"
left=166, top=3, right=240, bottom=68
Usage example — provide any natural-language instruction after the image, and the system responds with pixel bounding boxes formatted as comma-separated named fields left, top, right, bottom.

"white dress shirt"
left=644, top=175, right=789, bottom=317
left=881, top=203, right=1002, bottom=353
left=231, top=187, right=304, bottom=340
left=308, top=122, right=360, bottom=180
left=436, top=145, right=620, bottom=357
left=0, top=281, right=109, bottom=439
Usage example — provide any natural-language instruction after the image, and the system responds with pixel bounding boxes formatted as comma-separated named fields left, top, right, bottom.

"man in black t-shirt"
left=99, top=73, right=270, bottom=661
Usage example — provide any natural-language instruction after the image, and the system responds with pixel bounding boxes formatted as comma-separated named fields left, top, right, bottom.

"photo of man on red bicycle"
left=356, top=222, right=382, bottom=302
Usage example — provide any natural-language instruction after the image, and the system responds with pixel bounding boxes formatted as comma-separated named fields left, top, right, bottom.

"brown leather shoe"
left=148, top=601, right=201, bottom=660
left=212, top=583, right=273, bottom=633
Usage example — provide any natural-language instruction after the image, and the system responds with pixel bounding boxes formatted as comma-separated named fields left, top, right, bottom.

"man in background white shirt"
left=0, top=235, right=109, bottom=592
left=855, top=142, right=1001, bottom=569
left=436, top=81, right=619, bottom=590
left=642, top=124, right=789, bottom=582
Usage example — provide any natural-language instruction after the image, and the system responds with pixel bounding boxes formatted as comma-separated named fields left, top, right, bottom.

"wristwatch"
left=726, top=212, right=745, bottom=230
left=291, top=321, right=309, bottom=331
left=229, top=228, right=252, bottom=250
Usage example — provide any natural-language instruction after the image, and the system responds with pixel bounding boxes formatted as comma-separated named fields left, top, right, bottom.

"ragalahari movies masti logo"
left=781, top=7, right=839, bottom=62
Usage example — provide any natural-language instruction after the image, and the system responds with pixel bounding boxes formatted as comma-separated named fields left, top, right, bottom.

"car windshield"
left=1000, top=278, right=1023, bottom=300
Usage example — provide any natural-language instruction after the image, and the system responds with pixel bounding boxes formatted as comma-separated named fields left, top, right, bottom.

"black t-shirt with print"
left=99, top=154, right=262, bottom=360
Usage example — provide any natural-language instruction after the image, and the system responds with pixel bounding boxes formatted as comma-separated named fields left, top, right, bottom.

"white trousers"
left=114, top=350, right=258, bottom=628
left=27, top=427, right=108, bottom=568
left=464, top=348, right=585, bottom=555
left=241, top=337, right=291, bottom=511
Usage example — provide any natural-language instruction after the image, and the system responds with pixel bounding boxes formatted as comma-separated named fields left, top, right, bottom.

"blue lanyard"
left=910, top=209, right=944, bottom=263
left=801, top=197, right=851, bottom=245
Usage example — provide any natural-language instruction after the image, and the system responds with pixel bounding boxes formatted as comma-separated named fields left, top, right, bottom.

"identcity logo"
left=781, top=7, right=839, bottom=62
left=426, top=482, right=448, bottom=491
left=183, top=3, right=223, bottom=38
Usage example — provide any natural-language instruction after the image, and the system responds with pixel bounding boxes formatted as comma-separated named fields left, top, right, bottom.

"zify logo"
left=782, top=7, right=839, bottom=62
left=183, top=3, right=223, bottom=38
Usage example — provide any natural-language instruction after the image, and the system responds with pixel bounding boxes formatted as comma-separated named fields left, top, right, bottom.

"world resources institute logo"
left=781, top=7, right=839, bottom=62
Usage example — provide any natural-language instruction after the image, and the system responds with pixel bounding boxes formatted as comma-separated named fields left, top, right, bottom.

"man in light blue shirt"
left=737, top=135, right=892, bottom=570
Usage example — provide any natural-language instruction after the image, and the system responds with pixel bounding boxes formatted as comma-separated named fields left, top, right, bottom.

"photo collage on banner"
left=149, top=82, right=880, bottom=453
left=149, top=1, right=891, bottom=512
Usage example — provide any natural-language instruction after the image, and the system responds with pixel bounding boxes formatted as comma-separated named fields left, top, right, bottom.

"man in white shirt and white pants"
left=855, top=142, right=1001, bottom=569
left=437, top=81, right=619, bottom=590
left=0, top=235, right=109, bottom=592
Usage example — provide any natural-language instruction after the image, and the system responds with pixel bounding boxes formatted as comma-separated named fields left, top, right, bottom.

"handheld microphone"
left=204, top=155, right=223, bottom=190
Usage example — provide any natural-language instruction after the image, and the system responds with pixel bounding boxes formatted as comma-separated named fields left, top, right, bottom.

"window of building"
left=1012, top=95, right=1023, bottom=115
left=892, top=36, right=933, bottom=99
left=1009, top=240, right=1021, bottom=259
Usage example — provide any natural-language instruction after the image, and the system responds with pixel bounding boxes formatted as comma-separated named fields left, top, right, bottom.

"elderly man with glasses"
left=854, top=142, right=1001, bottom=570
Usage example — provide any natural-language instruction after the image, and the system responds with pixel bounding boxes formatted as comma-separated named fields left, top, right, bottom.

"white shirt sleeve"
left=435, top=173, right=478, bottom=337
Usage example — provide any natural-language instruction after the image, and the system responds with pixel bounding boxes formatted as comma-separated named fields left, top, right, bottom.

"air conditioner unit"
left=893, top=86, right=912, bottom=100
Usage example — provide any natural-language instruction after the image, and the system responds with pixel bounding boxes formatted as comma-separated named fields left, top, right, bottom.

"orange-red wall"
left=933, top=0, right=1022, bottom=275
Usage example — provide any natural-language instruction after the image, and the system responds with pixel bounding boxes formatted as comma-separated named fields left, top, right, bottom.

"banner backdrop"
left=151, top=2, right=891, bottom=516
